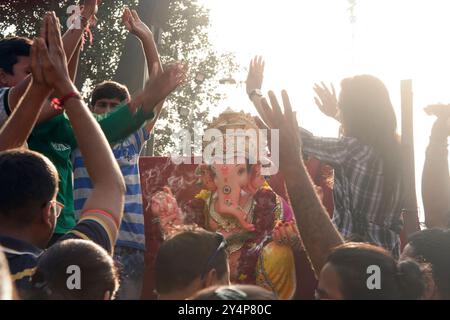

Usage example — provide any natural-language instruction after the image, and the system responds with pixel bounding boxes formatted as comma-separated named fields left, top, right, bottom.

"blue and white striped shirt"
left=72, top=127, right=150, bottom=251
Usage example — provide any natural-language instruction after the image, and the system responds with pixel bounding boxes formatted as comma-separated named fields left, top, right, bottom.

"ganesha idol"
left=151, top=109, right=301, bottom=300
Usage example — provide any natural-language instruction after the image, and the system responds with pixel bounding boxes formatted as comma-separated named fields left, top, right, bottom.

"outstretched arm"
left=0, top=38, right=51, bottom=151
left=7, top=0, right=100, bottom=122
left=422, top=107, right=450, bottom=228
left=257, top=90, right=344, bottom=277
left=122, top=8, right=165, bottom=133
left=33, top=12, right=125, bottom=242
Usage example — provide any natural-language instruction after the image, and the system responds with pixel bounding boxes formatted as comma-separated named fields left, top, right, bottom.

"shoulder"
left=60, top=209, right=119, bottom=254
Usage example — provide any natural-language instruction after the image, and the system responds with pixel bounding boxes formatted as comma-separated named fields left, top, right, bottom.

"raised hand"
left=313, top=82, right=339, bottom=120
left=122, top=8, right=153, bottom=41
left=128, top=62, right=186, bottom=114
left=80, top=0, right=101, bottom=19
left=258, top=91, right=302, bottom=172
left=272, top=220, right=301, bottom=247
left=33, top=12, right=73, bottom=95
left=246, top=56, right=265, bottom=96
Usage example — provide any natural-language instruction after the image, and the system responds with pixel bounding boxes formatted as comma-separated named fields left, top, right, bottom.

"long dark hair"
left=339, top=75, right=402, bottom=216
left=327, top=242, right=425, bottom=300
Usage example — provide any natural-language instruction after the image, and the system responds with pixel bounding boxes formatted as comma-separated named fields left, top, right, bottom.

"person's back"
left=301, top=75, right=403, bottom=257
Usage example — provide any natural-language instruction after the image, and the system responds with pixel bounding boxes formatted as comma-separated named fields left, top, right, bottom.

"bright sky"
left=199, top=0, right=450, bottom=221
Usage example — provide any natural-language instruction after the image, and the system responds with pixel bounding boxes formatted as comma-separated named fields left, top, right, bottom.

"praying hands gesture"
left=32, top=12, right=75, bottom=95
left=313, top=82, right=339, bottom=120
left=123, top=8, right=153, bottom=41
left=246, top=56, right=265, bottom=96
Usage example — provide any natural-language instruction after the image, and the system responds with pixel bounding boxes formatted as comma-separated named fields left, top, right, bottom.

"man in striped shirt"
left=72, top=8, right=166, bottom=299
left=72, top=81, right=151, bottom=299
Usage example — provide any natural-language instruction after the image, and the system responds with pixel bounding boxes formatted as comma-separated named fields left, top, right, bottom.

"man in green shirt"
left=28, top=105, right=155, bottom=236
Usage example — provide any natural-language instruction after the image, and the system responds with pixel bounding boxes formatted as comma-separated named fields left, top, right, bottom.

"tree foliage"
left=0, top=0, right=239, bottom=155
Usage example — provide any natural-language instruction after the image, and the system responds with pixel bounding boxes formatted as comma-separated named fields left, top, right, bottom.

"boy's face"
left=92, top=97, right=122, bottom=115
left=0, top=56, right=31, bottom=87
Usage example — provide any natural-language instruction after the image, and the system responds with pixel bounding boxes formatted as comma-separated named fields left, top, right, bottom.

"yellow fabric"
left=79, top=212, right=118, bottom=246
left=256, top=241, right=296, bottom=300
left=11, top=267, right=36, bottom=281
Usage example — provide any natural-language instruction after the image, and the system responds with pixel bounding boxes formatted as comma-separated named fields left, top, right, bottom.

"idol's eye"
left=238, top=167, right=246, bottom=176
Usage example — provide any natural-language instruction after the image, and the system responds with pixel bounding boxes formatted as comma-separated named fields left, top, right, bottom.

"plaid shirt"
left=300, top=128, right=403, bottom=258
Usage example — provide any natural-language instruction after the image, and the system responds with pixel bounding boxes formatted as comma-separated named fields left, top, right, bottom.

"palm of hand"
left=146, top=64, right=185, bottom=103
left=313, top=83, right=338, bottom=118
left=246, top=56, right=265, bottom=95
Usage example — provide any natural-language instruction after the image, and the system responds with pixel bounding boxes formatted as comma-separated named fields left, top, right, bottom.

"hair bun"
left=396, top=259, right=425, bottom=299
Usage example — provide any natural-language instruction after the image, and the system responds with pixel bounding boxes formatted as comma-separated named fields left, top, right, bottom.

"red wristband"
left=51, top=91, right=81, bottom=110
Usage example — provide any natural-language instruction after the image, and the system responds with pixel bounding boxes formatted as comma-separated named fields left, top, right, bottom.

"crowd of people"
left=0, top=1, right=449, bottom=300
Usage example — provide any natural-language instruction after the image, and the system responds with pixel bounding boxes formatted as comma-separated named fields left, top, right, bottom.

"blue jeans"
left=113, top=246, right=145, bottom=300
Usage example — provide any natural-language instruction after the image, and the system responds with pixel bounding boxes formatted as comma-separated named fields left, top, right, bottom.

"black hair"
left=0, top=149, right=58, bottom=227
left=155, top=227, right=228, bottom=295
left=326, top=242, right=425, bottom=300
left=339, top=75, right=402, bottom=219
left=192, top=285, right=277, bottom=300
left=29, top=239, right=119, bottom=300
left=408, top=229, right=450, bottom=299
left=0, top=37, right=32, bottom=74
left=90, top=81, right=130, bottom=107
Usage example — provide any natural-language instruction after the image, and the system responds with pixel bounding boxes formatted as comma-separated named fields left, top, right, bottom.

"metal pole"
left=401, top=79, right=421, bottom=236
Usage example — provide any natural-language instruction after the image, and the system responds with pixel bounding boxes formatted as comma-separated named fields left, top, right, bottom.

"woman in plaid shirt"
left=306, top=75, right=403, bottom=257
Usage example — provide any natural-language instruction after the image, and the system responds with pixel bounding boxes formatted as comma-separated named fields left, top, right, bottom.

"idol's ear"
left=195, top=164, right=217, bottom=191
left=243, top=162, right=265, bottom=194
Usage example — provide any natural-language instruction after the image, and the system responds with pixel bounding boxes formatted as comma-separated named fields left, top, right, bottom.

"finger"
left=281, top=90, right=293, bottom=118
left=47, top=12, right=59, bottom=50
left=268, top=91, right=283, bottom=121
left=331, top=83, right=336, bottom=97
left=131, top=9, right=141, bottom=22
left=53, top=13, right=63, bottom=48
left=30, top=39, right=42, bottom=82
left=40, top=13, right=49, bottom=40
left=258, top=97, right=275, bottom=128
left=314, top=97, right=323, bottom=109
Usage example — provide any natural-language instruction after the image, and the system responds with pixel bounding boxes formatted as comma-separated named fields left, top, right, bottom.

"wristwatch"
left=248, top=89, right=263, bottom=101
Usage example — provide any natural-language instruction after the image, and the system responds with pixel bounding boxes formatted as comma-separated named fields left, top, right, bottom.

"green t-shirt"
left=28, top=103, right=154, bottom=234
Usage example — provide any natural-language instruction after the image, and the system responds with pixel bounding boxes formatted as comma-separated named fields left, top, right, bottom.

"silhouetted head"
left=0, top=37, right=32, bottom=87
left=317, top=242, right=425, bottom=300
left=155, top=227, right=230, bottom=300
left=30, top=239, right=119, bottom=300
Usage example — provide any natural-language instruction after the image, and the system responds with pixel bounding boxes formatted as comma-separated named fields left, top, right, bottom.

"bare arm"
left=0, top=18, right=55, bottom=151
left=123, top=8, right=165, bottom=132
left=68, top=39, right=82, bottom=83
left=7, top=1, right=99, bottom=121
left=423, top=117, right=450, bottom=228
left=0, top=81, right=49, bottom=151
left=33, top=12, right=125, bottom=231
left=259, top=91, right=344, bottom=278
